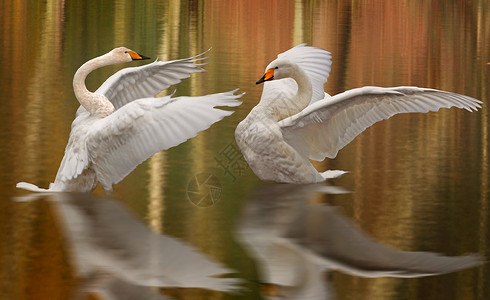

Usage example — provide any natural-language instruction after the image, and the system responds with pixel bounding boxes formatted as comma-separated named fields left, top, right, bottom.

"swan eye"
left=275, top=66, right=278, bottom=69
left=124, top=51, right=128, bottom=53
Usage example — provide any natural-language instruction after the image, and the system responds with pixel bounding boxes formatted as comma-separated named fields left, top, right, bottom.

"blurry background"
left=0, top=0, right=488, bottom=299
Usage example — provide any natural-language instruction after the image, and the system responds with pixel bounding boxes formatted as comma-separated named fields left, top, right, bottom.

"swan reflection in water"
left=18, top=193, right=241, bottom=300
left=235, top=184, right=483, bottom=299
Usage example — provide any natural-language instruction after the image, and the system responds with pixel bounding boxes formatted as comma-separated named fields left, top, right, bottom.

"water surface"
left=0, top=1, right=489, bottom=299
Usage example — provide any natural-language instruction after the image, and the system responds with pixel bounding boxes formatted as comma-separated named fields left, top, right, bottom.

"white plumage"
left=17, top=47, right=242, bottom=192
left=280, top=86, right=481, bottom=161
left=236, top=44, right=482, bottom=183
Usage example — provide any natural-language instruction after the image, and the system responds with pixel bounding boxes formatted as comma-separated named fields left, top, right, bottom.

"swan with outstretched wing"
left=18, top=47, right=243, bottom=192
left=235, top=44, right=481, bottom=183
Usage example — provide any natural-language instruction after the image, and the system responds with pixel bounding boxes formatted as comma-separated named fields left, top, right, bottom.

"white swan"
left=17, top=47, right=242, bottom=192
left=235, top=44, right=482, bottom=184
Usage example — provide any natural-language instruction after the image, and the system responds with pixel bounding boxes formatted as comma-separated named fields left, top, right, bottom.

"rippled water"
left=0, top=1, right=489, bottom=299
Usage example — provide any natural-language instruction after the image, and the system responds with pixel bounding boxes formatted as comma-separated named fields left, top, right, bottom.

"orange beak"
left=129, top=51, right=150, bottom=60
left=256, top=68, right=275, bottom=84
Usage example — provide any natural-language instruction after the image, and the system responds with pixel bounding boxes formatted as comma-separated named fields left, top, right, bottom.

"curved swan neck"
left=73, top=54, right=115, bottom=117
left=292, top=66, right=312, bottom=107
left=268, top=66, right=312, bottom=121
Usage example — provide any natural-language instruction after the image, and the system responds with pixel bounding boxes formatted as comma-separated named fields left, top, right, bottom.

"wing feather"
left=95, top=51, right=209, bottom=110
left=279, top=86, right=482, bottom=161
left=87, top=90, right=243, bottom=190
left=260, top=44, right=332, bottom=106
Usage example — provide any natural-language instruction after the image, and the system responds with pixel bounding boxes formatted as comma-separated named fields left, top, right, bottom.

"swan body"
left=235, top=44, right=482, bottom=184
left=17, top=47, right=242, bottom=192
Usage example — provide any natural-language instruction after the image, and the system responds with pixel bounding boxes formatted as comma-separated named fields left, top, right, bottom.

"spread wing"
left=53, top=116, right=92, bottom=188
left=279, top=86, right=482, bottom=161
left=87, top=90, right=243, bottom=190
left=95, top=51, right=209, bottom=110
left=259, top=44, right=332, bottom=106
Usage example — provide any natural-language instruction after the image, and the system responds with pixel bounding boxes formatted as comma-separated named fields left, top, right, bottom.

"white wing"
left=53, top=115, right=93, bottom=186
left=87, top=90, right=243, bottom=190
left=95, top=51, right=208, bottom=110
left=260, top=44, right=332, bottom=105
left=279, top=86, right=482, bottom=161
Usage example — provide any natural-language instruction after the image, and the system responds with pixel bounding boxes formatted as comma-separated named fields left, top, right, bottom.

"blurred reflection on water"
left=1, top=0, right=489, bottom=299
left=236, top=184, right=482, bottom=299
left=15, top=193, right=241, bottom=299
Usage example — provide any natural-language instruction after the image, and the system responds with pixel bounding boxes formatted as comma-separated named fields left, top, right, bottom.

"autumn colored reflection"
left=0, top=0, right=488, bottom=299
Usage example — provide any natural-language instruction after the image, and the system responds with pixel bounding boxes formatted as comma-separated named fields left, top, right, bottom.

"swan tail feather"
left=16, top=182, right=51, bottom=192
left=320, top=170, right=349, bottom=180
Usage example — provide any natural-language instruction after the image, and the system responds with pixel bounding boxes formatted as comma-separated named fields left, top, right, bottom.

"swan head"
left=256, top=60, right=297, bottom=84
left=108, top=47, right=150, bottom=64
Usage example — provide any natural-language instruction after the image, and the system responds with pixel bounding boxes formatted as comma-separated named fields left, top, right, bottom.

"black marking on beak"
left=136, top=53, right=151, bottom=60
left=256, top=74, right=274, bottom=84
left=130, top=51, right=151, bottom=60
left=256, top=69, right=275, bottom=84
left=256, top=74, right=267, bottom=84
